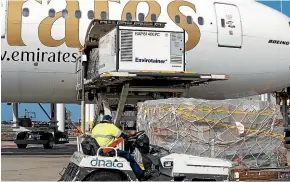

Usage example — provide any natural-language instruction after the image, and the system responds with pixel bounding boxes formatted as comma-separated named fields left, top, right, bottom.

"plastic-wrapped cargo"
left=136, top=98, right=287, bottom=168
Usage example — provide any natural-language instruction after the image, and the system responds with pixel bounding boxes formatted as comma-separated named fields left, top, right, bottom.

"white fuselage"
left=1, top=0, right=290, bottom=103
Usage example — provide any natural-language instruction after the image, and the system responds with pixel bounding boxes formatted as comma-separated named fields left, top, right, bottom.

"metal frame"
left=114, top=83, right=130, bottom=126
left=275, top=87, right=290, bottom=149
left=77, top=19, right=230, bottom=138
left=88, top=73, right=220, bottom=139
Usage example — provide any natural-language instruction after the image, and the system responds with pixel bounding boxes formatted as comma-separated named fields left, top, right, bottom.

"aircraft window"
left=101, top=11, right=107, bottom=20
left=151, top=14, right=157, bottom=22
left=62, top=9, right=68, bottom=18
left=175, top=15, right=180, bottom=24
left=22, top=7, right=29, bottom=17
left=138, top=13, right=145, bottom=21
left=87, top=10, right=94, bottom=19
left=126, top=12, right=132, bottom=21
left=198, top=17, right=204, bottom=25
left=75, top=10, right=81, bottom=19
left=48, top=9, right=55, bottom=18
left=186, top=16, right=192, bottom=24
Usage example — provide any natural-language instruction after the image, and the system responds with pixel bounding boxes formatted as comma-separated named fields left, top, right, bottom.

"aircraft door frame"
left=214, top=3, right=243, bottom=48
left=1, top=0, right=8, bottom=38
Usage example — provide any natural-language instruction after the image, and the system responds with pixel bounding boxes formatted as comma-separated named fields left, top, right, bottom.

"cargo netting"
left=135, top=98, right=287, bottom=168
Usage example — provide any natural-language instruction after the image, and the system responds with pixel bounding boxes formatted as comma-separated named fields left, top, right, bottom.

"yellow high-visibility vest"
left=91, top=123, right=122, bottom=146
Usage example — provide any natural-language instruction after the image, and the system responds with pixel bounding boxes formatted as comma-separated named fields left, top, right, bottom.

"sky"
left=1, top=0, right=290, bottom=122
left=259, top=0, right=290, bottom=16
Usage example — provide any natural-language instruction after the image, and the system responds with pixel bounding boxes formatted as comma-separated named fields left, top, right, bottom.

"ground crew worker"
left=91, top=115, right=148, bottom=180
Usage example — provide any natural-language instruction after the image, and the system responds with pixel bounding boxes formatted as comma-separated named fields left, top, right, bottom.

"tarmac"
left=1, top=140, right=290, bottom=181
left=1, top=141, right=76, bottom=181
left=1, top=141, right=77, bottom=155
left=1, top=155, right=71, bottom=181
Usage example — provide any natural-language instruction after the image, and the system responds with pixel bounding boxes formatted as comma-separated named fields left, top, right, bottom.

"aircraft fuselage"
left=1, top=0, right=290, bottom=103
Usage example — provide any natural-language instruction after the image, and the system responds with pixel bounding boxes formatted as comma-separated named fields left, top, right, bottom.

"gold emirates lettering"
left=121, top=0, right=161, bottom=21
left=167, top=0, right=200, bottom=50
left=7, top=0, right=27, bottom=46
left=38, top=0, right=82, bottom=48
left=6, top=0, right=201, bottom=51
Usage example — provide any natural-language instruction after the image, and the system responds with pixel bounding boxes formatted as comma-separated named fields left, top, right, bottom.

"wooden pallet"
left=234, top=168, right=290, bottom=181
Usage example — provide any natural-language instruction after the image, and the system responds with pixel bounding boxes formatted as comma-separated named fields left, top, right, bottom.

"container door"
left=214, top=3, right=243, bottom=48
left=1, top=0, right=8, bottom=38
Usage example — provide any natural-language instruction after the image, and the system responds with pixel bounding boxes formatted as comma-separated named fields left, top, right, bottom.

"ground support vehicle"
left=75, top=19, right=229, bottom=134
left=13, top=118, right=69, bottom=149
left=59, top=131, right=236, bottom=181
left=63, top=19, right=233, bottom=181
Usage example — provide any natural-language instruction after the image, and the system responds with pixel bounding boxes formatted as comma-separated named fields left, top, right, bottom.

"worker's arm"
left=119, top=130, right=137, bottom=140
left=119, top=132, right=129, bottom=140
left=112, top=124, right=128, bottom=139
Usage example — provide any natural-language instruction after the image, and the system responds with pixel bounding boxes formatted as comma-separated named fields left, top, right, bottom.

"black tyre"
left=88, top=92, right=95, bottom=101
left=54, top=131, right=62, bottom=144
left=85, top=171, right=124, bottom=181
left=16, top=132, right=27, bottom=149
left=42, top=133, right=54, bottom=149
left=17, top=144, right=28, bottom=149
left=58, top=176, right=64, bottom=181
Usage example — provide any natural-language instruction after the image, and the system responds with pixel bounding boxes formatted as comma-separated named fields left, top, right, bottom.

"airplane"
left=1, top=0, right=290, bottom=103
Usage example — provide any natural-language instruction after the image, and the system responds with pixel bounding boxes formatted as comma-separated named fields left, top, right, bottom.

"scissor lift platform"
left=78, top=70, right=229, bottom=129
left=82, top=71, right=229, bottom=92
left=76, top=19, right=230, bottom=141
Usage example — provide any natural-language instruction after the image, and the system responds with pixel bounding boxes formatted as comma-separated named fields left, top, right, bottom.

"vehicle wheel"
left=16, top=132, right=28, bottom=149
left=17, top=144, right=28, bottom=149
left=88, top=92, right=95, bottom=101
left=42, top=133, right=54, bottom=149
left=85, top=171, right=124, bottom=181
left=58, top=176, right=64, bottom=181
left=54, top=131, right=62, bottom=144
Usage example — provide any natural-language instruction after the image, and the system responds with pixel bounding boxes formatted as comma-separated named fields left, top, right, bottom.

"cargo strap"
left=93, top=134, right=115, bottom=140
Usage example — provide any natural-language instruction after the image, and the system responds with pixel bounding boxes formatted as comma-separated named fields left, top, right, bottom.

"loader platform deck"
left=80, top=71, right=229, bottom=93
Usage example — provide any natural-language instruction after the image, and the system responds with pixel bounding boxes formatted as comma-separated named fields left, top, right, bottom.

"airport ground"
left=1, top=155, right=70, bottom=181
left=1, top=140, right=77, bottom=181
left=1, top=141, right=290, bottom=181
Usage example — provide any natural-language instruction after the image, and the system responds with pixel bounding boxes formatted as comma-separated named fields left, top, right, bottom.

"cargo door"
left=1, top=0, right=7, bottom=38
left=214, top=3, right=243, bottom=48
